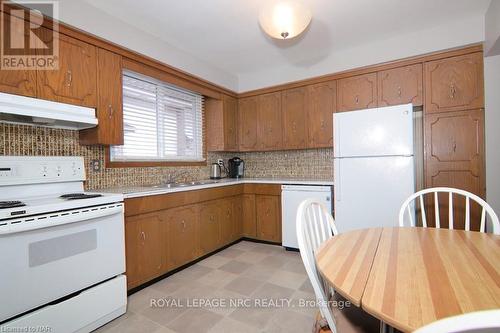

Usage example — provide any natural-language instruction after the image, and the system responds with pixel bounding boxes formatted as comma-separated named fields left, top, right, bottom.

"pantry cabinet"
left=125, top=211, right=165, bottom=289
left=424, top=53, right=484, bottom=113
left=337, top=73, right=377, bottom=112
left=79, top=48, right=123, bottom=145
left=166, top=205, right=199, bottom=270
left=255, top=195, right=281, bottom=242
left=307, top=81, right=336, bottom=148
left=378, top=64, right=423, bottom=107
left=282, top=87, right=308, bottom=149
left=36, top=29, right=97, bottom=107
left=238, top=96, right=259, bottom=151
left=258, top=92, right=283, bottom=150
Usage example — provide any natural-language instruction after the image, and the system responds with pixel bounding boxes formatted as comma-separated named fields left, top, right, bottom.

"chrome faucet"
left=163, top=171, right=190, bottom=185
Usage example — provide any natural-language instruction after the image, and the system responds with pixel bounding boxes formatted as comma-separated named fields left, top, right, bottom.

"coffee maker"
left=228, top=157, right=245, bottom=178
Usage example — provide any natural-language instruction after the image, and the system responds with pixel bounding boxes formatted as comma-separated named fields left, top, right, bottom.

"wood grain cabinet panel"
left=36, top=29, right=97, bottom=107
left=165, top=205, right=198, bottom=270
left=282, top=87, right=308, bottom=149
left=223, top=95, right=238, bottom=151
left=199, top=201, right=222, bottom=254
left=242, top=194, right=257, bottom=237
left=378, top=64, right=423, bottom=107
left=257, top=92, right=283, bottom=150
left=424, top=53, right=484, bottom=113
left=220, top=198, right=234, bottom=245
left=79, top=48, right=123, bottom=145
left=206, top=94, right=238, bottom=151
left=238, top=96, right=259, bottom=151
left=0, top=14, right=37, bottom=97
left=255, top=195, right=281, bottom=242
left=307, top=81, right=336, bottom=148
left=125, top=212, right=164, bottom=289
left=337, top=73, right=377, bottom=112
left=232, top=196, right=243, bottom=241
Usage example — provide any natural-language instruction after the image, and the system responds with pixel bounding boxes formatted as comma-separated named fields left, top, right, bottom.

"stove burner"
left=0, top=201, right=26, bottom=209
left=60, top=193, right=103, bottom=200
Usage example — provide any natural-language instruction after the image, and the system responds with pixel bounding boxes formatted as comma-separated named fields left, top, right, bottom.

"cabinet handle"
left=355, top=95, right=359, bottom=104
left=210, top=215, right=214, bottom=221
left=320, top=120, right=325, bottom=129
left=452, top=141, right=457, bottom=153
left=450, top=84, right=456, bottom=99
left=65, top=70, right=72, bottom=87
left=108, top=104, right=114, bottom=119
left=266, top=208, right=271, bottom=216
left=141, top=231, right=146, bottom=241
left=397, top=87, right=402, bottom=97
left=181, top=220, right=186, bottom=231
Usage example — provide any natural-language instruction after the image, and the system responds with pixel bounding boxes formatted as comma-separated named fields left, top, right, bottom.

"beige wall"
left=0, top=123, right=333, bottom=189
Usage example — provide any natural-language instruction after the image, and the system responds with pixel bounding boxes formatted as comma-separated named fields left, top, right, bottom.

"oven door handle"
left=0, top=203, right=124, bottom=235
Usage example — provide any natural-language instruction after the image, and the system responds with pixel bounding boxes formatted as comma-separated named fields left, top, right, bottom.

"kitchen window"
left=110, top=71, right=204, bottom=163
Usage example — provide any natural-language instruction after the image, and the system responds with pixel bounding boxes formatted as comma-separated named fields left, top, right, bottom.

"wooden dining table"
left=315, top=227, right=500, bottom=332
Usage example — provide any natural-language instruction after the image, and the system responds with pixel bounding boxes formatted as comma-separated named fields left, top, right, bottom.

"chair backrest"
left=413, top=309, right=500, bottom=333
left=399, top=187, right=500, bottom=235
left=296, top=198, right=338, bottom=333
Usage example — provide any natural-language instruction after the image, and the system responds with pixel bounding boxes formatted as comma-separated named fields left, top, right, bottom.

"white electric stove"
left=0, top=156, right=127, bottom=332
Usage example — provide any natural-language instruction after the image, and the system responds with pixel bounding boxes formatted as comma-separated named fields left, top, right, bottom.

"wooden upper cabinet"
left=166, top=205, right=198, bottom=269
left=337, top=73, right=377, bottom=112
left=378, top=64, right=423, bottom=107
left=0, top=14, right=36, bottom=97
left=36, top=29, right=97, bottom=107
left=307, top=81, right=336, bottom=148
left=206, top=94, right=238, bottom=151
left=79, top=49, right=123, bottom=145
left=238, top=96, right=259, bottom=151
left=282, top=87, right=308, bottom=149
left=424, top=53, right=484, bottom=113
left=258, top=92, right=283, bottom=150
left=255, top=195, right=281, bottom=243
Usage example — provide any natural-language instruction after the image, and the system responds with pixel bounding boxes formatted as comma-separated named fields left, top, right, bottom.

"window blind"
left=111, top=71, right=204, bottom=162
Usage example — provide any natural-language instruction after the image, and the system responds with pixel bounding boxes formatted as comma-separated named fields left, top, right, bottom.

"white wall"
left=33, top=0, right=239, bottom=91
left=485, top=0, right=500, bottom=56
left=484, top=54, right=500, bottom=217
left=238, top=15, right=485, bottom=91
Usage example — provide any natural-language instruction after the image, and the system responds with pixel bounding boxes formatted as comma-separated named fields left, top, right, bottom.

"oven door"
left=0, top=206, right=125, bottom=322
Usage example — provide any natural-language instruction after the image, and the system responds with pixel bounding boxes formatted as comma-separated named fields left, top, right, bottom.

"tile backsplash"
left=0, top=123, right=333, bottom=189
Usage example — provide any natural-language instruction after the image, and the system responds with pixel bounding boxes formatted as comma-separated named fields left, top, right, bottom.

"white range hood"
left=0, top=92, right=98, bottom=130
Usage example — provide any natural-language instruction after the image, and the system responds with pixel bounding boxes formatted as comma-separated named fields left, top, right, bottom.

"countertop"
left=96, top=178, right=334, bottom=199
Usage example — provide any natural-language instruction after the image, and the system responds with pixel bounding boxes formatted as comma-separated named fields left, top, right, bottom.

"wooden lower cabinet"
left=232, top=196, right=243, bottom=241
left=220, top=198, right=234, bottom=245
left=255, top=195, right=282, bottom=242
left=242, top=194, right=257, bottom=237
left=166, top=205, right=199, bottom=270
left=199, top=201, right=222, bottom=254
left=125, top=211, right=165, bottom=289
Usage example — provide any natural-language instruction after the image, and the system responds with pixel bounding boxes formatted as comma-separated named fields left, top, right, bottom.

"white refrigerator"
left=333, top=104, right=415, bottom=233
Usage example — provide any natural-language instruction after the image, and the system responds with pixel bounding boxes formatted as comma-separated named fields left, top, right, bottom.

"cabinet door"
left=199, top=201, right=221, bottom=254
left=282, top=87, right=308, bottom=149
left=223, top=95, right=238, bottom=151
left=337, top=73, right=377, bottom=112
left=424, top=109, right=485, bottom=230
left=307, top=81, right=336, bottom=148
left=79, top=48, right=123, bottom=145
left=242, top=194, right=256, bottom=238
left=167, top=205, right=198, bottom=269
left=378, top=64, right=423, bottom=107
left=220, top=198, right=234, bottom=245
left=424, top=53, right=484, bottom=113
left=37, top=29, right=97, bottom=107
left=256, top=195, right=281, bottom=242
left=232, top=196, right=243, bottom=241
left=0, top=14, right=36, bottom=97
left=238, top=96, right=258, bottom=151
left=258, top=92, right=283, bottom=150
left=125, top=212, right=164, bottom=289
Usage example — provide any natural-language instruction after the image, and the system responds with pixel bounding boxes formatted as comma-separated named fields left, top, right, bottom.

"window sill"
left=104, top=148, right=207, bottom=168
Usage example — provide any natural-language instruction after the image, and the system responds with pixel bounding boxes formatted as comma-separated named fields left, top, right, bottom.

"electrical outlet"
left=91, top=159, right=101, bottom=172
left=217, top=159, right=224, bottom=166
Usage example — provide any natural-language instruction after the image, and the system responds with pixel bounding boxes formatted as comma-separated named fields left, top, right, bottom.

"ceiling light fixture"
left=259, top=1, right=312, bottom=40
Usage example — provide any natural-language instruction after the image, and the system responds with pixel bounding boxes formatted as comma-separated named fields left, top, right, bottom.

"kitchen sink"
left=151, top=179, right=221, bottom=189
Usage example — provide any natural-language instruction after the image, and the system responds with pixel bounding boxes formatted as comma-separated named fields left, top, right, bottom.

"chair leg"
left=380, top=321, right=395, bottom=333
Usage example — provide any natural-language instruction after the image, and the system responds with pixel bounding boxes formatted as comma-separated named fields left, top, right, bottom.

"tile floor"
left=94, top=241, right=318, bottom=333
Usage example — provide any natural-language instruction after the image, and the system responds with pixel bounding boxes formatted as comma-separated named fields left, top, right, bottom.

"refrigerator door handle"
left=336, top=159, right=341, bottom=202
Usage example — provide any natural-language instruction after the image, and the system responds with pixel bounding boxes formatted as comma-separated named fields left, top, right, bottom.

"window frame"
left=105, top=70, right=207, bottom=168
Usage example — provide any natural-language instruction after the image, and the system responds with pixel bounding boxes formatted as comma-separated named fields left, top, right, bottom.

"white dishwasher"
left=281, top=185, right=332, bottom=250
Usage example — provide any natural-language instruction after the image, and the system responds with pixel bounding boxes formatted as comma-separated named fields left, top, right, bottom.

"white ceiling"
left=68, top=0, right=490, bottom=91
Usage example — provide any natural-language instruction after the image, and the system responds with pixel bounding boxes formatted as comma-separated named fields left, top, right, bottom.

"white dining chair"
left=413, top=309, right=500, bottom=333
left=399, top=187, right=500, bottom=235
left=296, top=198, right=338, bottom=332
